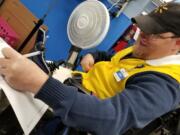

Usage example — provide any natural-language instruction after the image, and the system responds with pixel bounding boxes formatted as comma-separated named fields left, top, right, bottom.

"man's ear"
left=176, top=39, right=180, bottom=52
left=176, top=39, right=180, bottom=45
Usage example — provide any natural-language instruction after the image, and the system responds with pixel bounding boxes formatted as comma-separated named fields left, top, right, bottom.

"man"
left=0, top=2, right=180, bottom=135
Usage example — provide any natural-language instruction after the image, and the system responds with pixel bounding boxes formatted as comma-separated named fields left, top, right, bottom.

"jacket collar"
left=146, top=54, right=180, bottom=66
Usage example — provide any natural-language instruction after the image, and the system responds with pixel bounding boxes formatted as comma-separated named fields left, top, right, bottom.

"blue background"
left=20, top=0, right=131, bottom=60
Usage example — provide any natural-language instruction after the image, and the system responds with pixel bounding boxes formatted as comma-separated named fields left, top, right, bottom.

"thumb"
left=82, top=65, right=90, bottom=72
left=83, top=63, right=93, bottom=72
left=2, top=47, right=21, bottom=59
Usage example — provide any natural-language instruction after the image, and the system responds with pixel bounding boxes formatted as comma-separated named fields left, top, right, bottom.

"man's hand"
left=0, top=47, right=48, bottom=94
left=80, top=54, right=95, bottom=72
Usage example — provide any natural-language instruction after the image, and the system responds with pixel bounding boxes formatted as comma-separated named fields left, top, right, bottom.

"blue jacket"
left=35, top=71, right=180, bottom=135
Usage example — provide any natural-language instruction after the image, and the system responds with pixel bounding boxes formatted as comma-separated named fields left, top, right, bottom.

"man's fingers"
left=83, top=64, right=91, bottom=72
left=0, top=58, right=9, bottom=68
left=2, top=47, right=21, bottom=59
left=0, top=67, right=8, bottom=76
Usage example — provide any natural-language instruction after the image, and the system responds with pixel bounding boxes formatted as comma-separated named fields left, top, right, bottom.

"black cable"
left=18, top=0, right=60, bottom=52
left=18, top=18, right=44, bottom=52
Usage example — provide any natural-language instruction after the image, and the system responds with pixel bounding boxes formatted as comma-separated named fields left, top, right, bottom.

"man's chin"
left=132, top=45, right=148, bottom=59
left=132, top=50, right=150, bottom=60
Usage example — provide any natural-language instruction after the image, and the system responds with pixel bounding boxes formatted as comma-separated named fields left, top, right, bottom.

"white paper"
left=0, top=38, right=48, bottom=135
left=52, top=66, right=72, bottom=83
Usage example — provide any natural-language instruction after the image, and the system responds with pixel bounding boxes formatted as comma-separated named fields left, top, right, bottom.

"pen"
left=23, top=51, right=41, bottom=58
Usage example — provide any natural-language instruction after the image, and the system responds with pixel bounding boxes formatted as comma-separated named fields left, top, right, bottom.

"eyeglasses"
left=140, top=32, right=177, bottom=40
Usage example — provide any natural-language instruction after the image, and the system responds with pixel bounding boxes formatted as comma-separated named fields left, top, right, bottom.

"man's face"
left=133, top=31, right=179, bottom=60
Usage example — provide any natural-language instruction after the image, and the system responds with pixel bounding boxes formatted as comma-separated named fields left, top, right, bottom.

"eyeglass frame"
left=140, top=31, right=179, bottom=40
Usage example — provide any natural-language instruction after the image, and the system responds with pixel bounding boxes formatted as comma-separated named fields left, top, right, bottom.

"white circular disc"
left=67, top=0, right=110, bottom=49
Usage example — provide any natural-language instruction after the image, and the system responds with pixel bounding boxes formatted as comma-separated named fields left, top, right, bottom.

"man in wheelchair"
left=0, top=1, right=180, bottom=135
